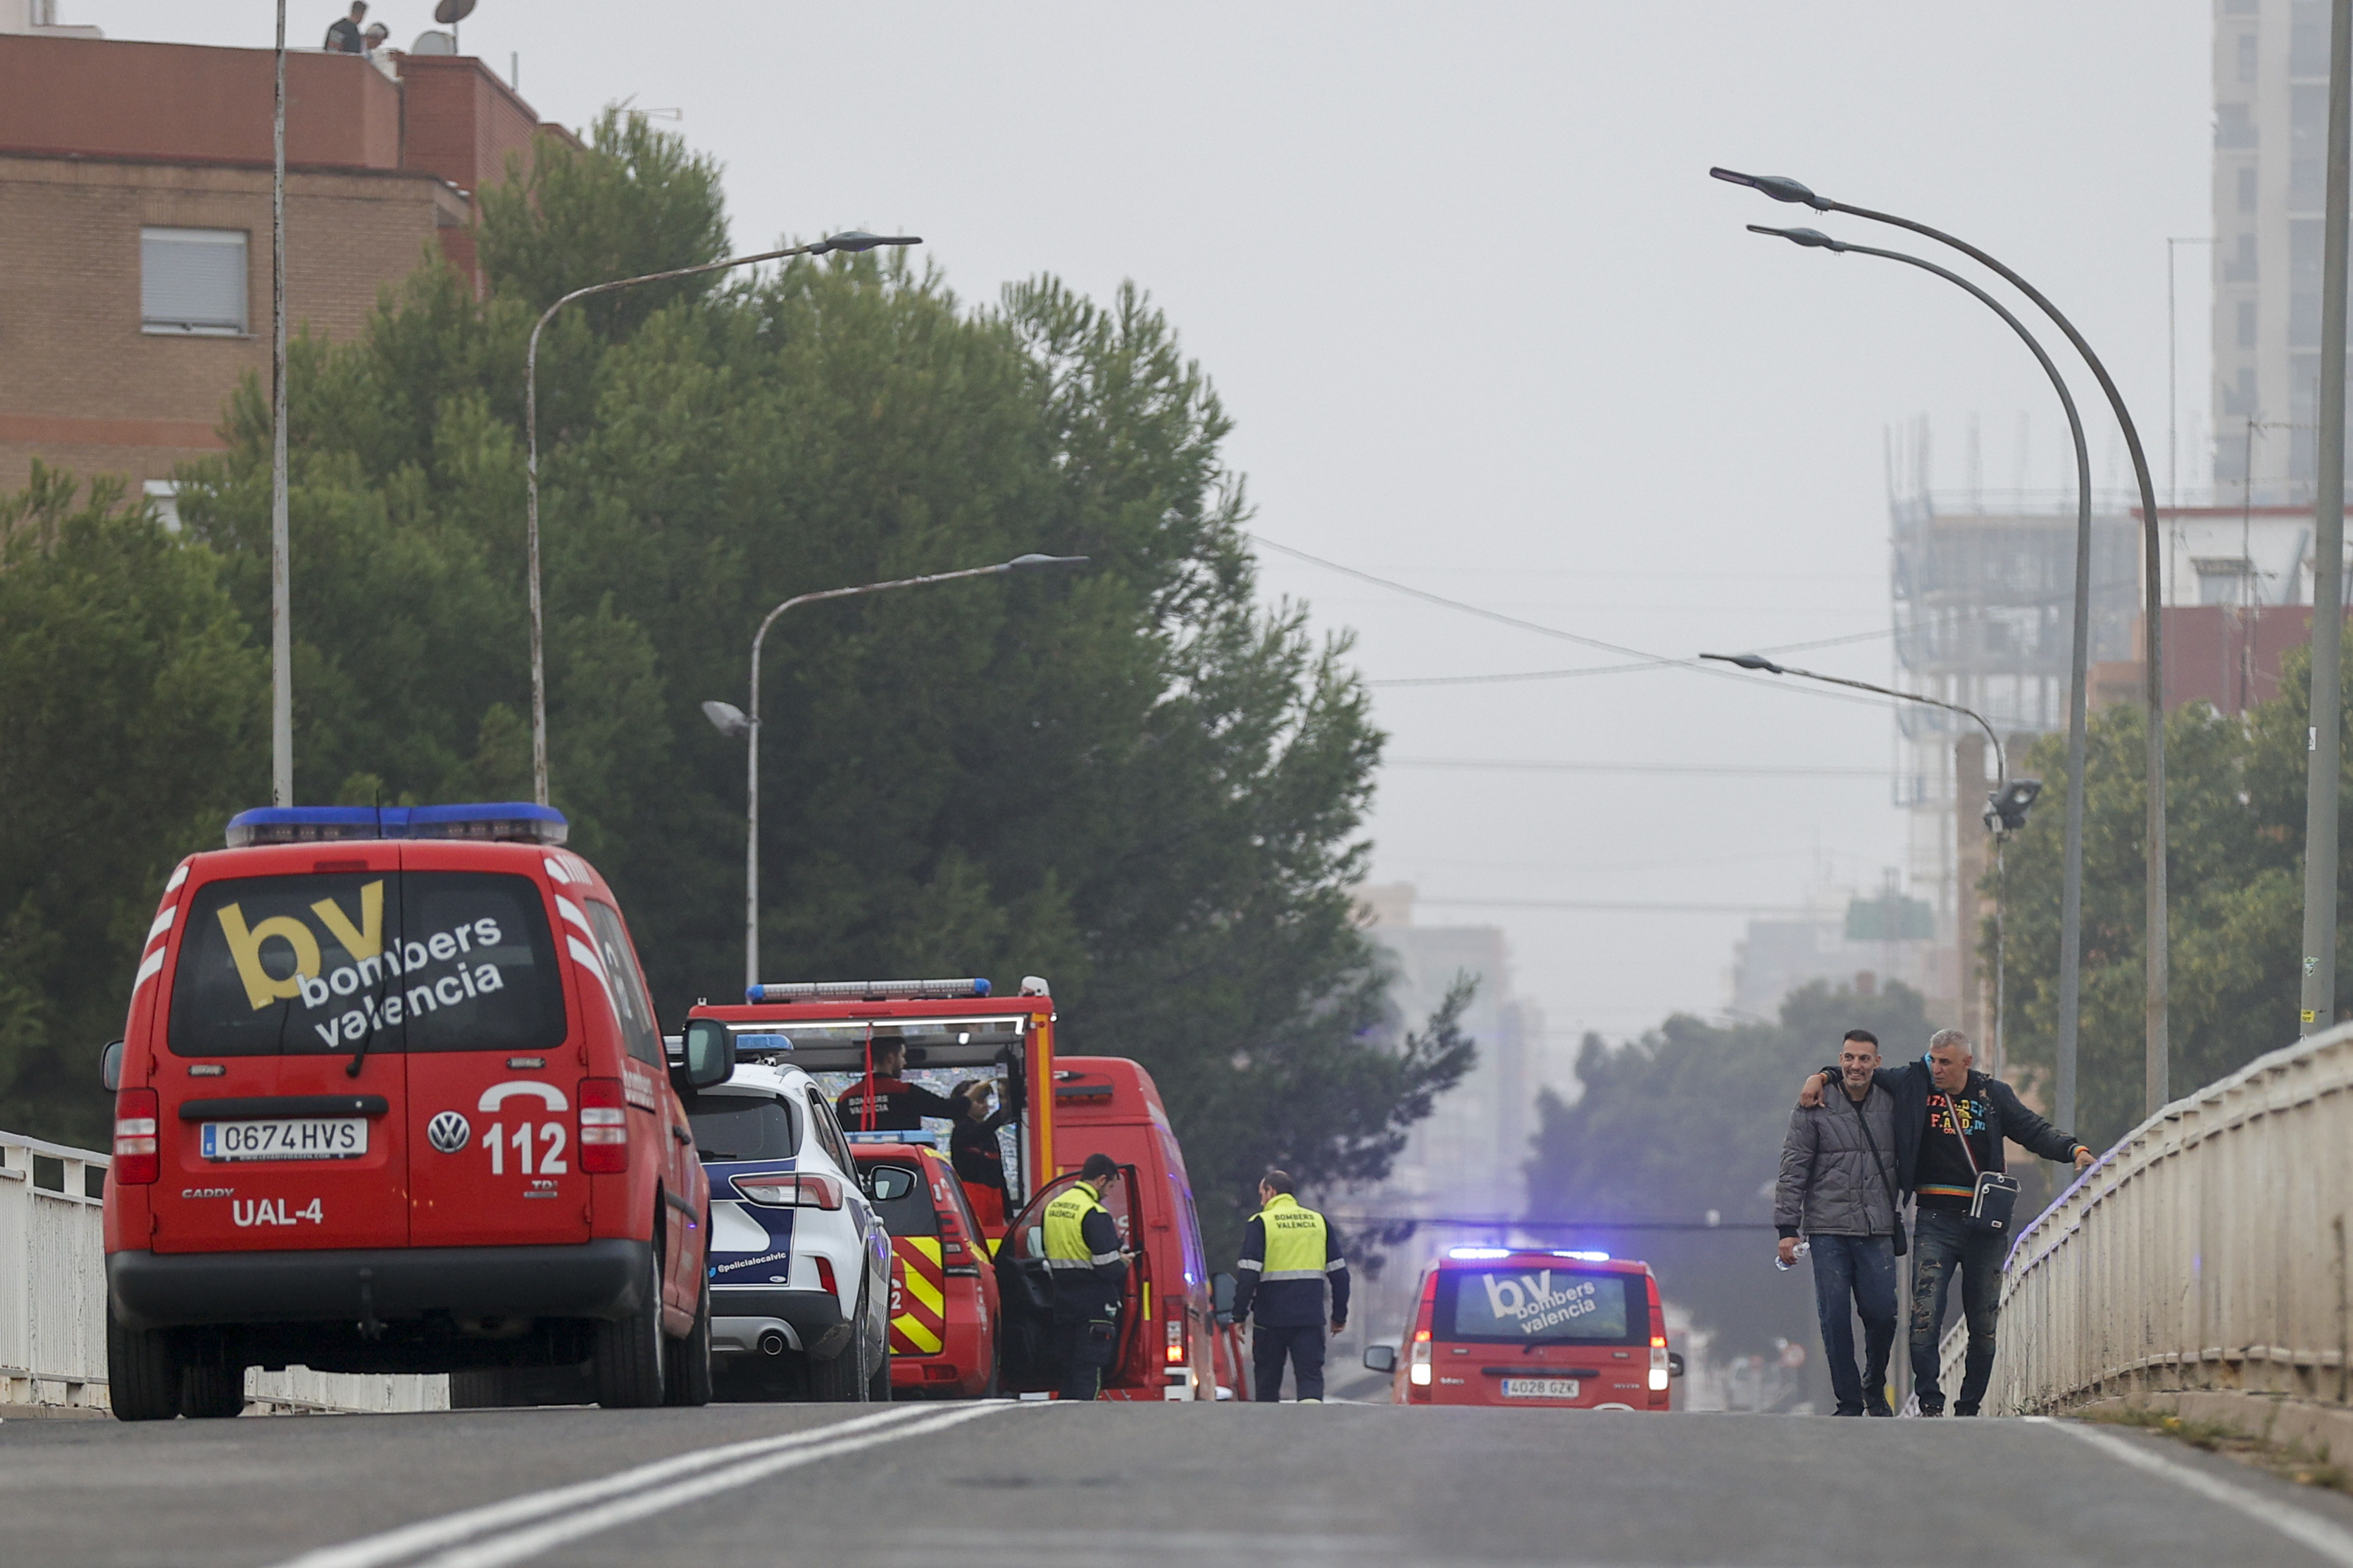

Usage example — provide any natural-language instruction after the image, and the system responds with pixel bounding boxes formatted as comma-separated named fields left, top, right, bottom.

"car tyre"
left=448, top=1369, right=516, bottom=1409
left=807, top=1282, right=873, bottom=1403
left=663, top=1279, right=714, bottom=1407
left=592, top=1243, right=666, bottom=1409
left=106, top=1312, right=182, bottom=1422
left=179, top=1362, right=246, bottom=1419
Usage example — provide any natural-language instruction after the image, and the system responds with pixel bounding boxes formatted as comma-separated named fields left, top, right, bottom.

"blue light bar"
left=225, top=802, right=568, bottom=849
left=734, top=1033, right=793, bottom=1053
left=744, top=977, right=993, bottom=1003
left=1448, top=1246, right=1512, bottom=1260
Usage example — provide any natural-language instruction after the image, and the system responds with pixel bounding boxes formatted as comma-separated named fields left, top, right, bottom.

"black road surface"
left=10, top=1400, right=2353, bottom=1568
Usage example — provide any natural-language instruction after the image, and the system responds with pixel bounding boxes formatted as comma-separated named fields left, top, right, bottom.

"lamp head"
left=1984, top=777, right=2042, bottom=834
left=1001, top=553, right=1090, bottom=574
left=1747, top=223, right=1847, bottom=252
left=811, top=232, right=923, bottom=255
left=1709, top=167, right=1825, bottom=208
left=1699, top=651, right=1787, bottom=675
left=701, top=699, right=751, bottom=739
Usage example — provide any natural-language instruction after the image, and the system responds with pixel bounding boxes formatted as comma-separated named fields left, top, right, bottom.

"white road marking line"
left=269, top=1405, right=937, bottom=1568
left=2059, top=1420, right=2353, bottom=1567
left=412, top=1404, right=1009, bottom=1568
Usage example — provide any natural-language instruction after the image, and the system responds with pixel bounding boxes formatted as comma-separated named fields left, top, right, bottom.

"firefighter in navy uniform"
left=835, top=1039, right=970, bottom=1133
left=1233, top=1169, right=1349, bottom=1402
left=1042, top=1153, right=1129, bottom=1400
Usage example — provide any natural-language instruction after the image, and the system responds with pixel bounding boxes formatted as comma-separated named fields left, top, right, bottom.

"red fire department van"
left=100, top=803, right=728, bottom=1419
left=849, top=1142, right=999, bottom=1398
left=1364, top=1247, right=1682, bottom=1410
left=993, top=1057, right=1245, bottom=1401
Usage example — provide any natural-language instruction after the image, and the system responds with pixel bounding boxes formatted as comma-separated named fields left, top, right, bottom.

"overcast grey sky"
left=79, top=2, right=2214, bottom=1064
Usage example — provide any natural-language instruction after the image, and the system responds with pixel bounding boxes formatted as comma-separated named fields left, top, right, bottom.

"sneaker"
left=1866, top=1402, right=1895, bottom=1417
left=1833, top=1404, right=1865, bottom=1417
left=1917, top=1401, right=1945, bottom=1417
left=1299, top=1397, right=1323, bottom=1404
left=1954, top=1404, right=1980, bottom=1417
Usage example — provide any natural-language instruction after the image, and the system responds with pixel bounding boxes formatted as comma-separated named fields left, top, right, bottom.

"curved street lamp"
left=1714, top=165, right=2172, bottom=1117
left=524, top=230, right=923, bottom=810
left=705, top=552, right=1090, bottom=989
left=1737, top=222, right=2095, bottom=1131
left=1701, top=651, right=2042, bottom=1077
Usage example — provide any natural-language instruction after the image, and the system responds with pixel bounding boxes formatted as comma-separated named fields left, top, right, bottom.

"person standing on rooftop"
left=324, top=2, right=367, bottom=53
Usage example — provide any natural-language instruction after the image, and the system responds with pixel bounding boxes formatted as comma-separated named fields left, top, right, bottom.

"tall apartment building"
left=2212, top=0, right=2344, bottom=501
left=0, top=26, right=570, bottom=496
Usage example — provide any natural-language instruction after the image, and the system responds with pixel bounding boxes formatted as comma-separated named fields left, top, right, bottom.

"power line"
left=1386, top=757, right=1885, bottom=779
left=1412, top=897, right=1810, bottom=915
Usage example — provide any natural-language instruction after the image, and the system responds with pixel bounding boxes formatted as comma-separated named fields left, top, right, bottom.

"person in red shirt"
left=834, top=1039, right=969, bottom=1133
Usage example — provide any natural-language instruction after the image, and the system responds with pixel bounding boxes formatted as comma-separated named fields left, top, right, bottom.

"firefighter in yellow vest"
left=1233, top=1169, right=1349, bottom=1402
left=1042, top=1153, right=1128, bottom=1400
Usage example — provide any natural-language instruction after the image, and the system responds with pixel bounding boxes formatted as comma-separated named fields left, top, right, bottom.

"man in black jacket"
left=1801, top=1028, right=2092, bottom=1416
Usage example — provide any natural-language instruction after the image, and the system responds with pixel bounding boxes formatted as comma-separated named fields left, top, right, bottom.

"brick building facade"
left=0, top=32, right=570, bottom=496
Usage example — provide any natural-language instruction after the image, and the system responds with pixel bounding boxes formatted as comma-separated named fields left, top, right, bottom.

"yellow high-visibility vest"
left=1257, top=1193, right=1330, bottom=1281
left=1042, top=1179, right=1120, bottom=1271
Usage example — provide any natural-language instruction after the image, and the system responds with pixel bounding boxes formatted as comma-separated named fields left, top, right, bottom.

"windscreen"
left=1435, top=1267, right=1642, bottom=1346
left=688, top=1093, right=801, bottom=1162
left=168, top=872, right=563, bottom=1057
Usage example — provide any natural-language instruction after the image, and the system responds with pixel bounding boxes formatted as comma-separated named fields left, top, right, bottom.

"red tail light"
left=733, top=1173, right=842, bottom=1209
left=1165, top=1317, right=1187, bottom=1364
left=113, top=1089, right=159, bottom=1186
left=579, top=1078, right=628, bottom=1174
left=815, top=1255, right=838, bottom=1299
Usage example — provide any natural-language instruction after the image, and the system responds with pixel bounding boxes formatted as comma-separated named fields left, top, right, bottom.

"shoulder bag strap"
left=1850, top=1086, right=1902, bottom=1215
left=1935, top=1091, right=1983, bottom=1176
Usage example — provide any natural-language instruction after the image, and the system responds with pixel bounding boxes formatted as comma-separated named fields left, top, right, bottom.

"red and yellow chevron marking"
left=889, top=1236, right=947, bottom=1356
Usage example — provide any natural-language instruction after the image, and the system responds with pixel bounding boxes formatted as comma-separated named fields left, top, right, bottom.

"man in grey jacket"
left=1775, top=1028, right=1901, bottom=1417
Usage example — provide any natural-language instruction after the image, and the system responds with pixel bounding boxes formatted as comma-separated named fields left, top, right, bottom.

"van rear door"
left=993, top=1165, right=1146, bottom=1393
left=154, top=856, right=410, bottom=1253
left=399, top=850, right=589, bottom=1248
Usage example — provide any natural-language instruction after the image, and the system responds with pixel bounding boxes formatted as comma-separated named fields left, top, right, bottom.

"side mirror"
left=863, top=1163, right=920, bottom=1203
left=1668, top=1352, right=1686, bottom=1379
left=679, top=1018, right=737, bottom=1091
left=99, top=1039, right=124, bottom=1093
left=1362, top=1343, right=1397, bottom=1374
left=1210, top=1270, right=1237, bottom=1327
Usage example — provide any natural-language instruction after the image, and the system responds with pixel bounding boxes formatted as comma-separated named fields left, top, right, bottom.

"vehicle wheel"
left=106, top=1312, right=182, bottom=1422
left=867, top=1341, right=893, bottom=1404
left=179, top=1362, right=246, bottom=1419
left=663, top=1281, right=713, bottom=1407
left=592, top=1243, right=666, bottom=1409
left=806, top=1284, right=873, bottom=1403
left=448, top=1370, right=515, bottom=1409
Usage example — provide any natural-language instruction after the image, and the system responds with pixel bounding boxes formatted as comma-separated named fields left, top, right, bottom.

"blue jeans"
left=1909, top=1208, right=2006, bottom=1412
left=1809, top=1234, right=1897, bottom=1415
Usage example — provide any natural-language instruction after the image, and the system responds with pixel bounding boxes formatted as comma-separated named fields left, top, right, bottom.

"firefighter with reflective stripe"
left=1042, top=1152, right=1128, bottom=1400
left=1232, top=1169, right=1349, bottom=1402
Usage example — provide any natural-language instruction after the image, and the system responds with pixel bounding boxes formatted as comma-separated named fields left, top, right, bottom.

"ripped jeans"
left=1909, top=1208, right=2006, bottom=1412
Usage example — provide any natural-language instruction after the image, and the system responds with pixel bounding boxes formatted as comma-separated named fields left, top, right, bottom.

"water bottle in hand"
left=1774, top=1240, right=1810, bottom=1272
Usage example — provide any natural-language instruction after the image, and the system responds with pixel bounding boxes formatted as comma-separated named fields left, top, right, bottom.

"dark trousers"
left=1252, top=1320, right=1326, bottom=1401
left=1049, top=1313, right=1116, bottom=1401
left=1909, top=1208, right=2006, bottom=1412
left=1808, top=1233, right=1897, bottom=1416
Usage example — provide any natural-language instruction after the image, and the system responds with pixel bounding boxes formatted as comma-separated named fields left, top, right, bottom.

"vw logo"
left=426, top=1110, right=471, bottom=1155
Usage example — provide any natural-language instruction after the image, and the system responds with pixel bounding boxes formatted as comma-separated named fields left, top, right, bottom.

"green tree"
left=1995, top=648, right=2353, bottom=1153
left=0, top=467, right=264, bottom=1144
left=1523, top=981, right=1933, bottom=1372
left=2, top=113, right=1468, bottom=1238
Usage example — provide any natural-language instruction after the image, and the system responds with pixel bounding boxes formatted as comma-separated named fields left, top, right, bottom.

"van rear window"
left=168, top=872, right=563, bottom=1057
left=687, top=1093, right=801, bottom=1161
left=1434, top=1267, right=1641, bottom=1346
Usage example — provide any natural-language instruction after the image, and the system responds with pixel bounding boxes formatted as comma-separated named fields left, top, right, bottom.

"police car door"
left=994, top=1165, right=1146, bottom=1393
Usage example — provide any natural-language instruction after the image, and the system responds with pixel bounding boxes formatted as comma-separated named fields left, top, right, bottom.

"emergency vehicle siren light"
left=1448, top=1247, right=1513, bottom=1260
left=744, top=977, right=993, bottom=1003
left=225, top=803, right=568, bottom=848
left=1553, top=1250, right=1611, bottom=1262
left=734, top=1032, right=793, bottom=1055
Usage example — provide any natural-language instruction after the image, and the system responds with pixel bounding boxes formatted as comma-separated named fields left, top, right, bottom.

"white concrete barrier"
left=0, top=1129, right=446, bottom=1416
left=1940, top=1022, right=2353, bottom=1415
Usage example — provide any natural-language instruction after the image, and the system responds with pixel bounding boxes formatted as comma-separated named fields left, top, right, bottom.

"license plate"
left=200, top=1118, right=367, bottom=1162
left=1500, top=1377, right=1580, bottom=1400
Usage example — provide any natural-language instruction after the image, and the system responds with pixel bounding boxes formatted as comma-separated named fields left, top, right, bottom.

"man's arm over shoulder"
left=1773, top=1106, right=1818, bottom=1238
left=1987, top=1077, right=2083, bottom=1165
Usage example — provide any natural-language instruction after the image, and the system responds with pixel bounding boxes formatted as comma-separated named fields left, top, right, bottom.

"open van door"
left=994, top=1165, right=1147, bottom=1395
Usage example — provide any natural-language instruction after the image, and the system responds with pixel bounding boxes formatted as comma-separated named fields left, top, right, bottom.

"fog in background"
left=77, top=1, right=2214, bottom=1064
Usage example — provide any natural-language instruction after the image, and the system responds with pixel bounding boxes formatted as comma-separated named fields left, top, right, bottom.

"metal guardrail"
left=1940, top=1021, right=2353, bottom=1415
left=0, top=1128, right=445, bottom=1415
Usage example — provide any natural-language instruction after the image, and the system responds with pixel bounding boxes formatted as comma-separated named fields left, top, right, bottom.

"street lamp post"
left=704, top=553, right=1089, bottom=991
left=1699, top=653, right=2043, bottom=1077
left=524, top=230, right=922, bottom=808
left=1714, top=165, right=2173, bottom=1119
left=1732, top=223, right=2094, bottom=1133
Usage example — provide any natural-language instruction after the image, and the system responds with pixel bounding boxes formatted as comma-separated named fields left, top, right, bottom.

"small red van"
left=1364, top=1247, right=1683, bottom=1410
left=849, top=1141, right=999, bottom=1398
left=100, top=803, right=726, bottom=1418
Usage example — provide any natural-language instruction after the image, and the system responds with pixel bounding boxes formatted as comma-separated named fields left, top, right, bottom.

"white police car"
left=675, top=1022, right=892, bottom=1400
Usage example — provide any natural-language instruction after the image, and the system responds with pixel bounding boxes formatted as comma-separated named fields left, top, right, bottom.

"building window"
left=141, top=227, right=249, bottom=335
left=2240, top=29, right=2259, bottom=82
left=2218, top=102, right=2258, bottom=149
left=2222, top=366, right=2257, bottom=418
left=2293, top=3, right=2330, bottom=76
left=2240, top=299, right=2259, bottom=349
left=2225, top=231, right=2258, bottom=283
left=2240, top=165, right=2259, bottom=213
